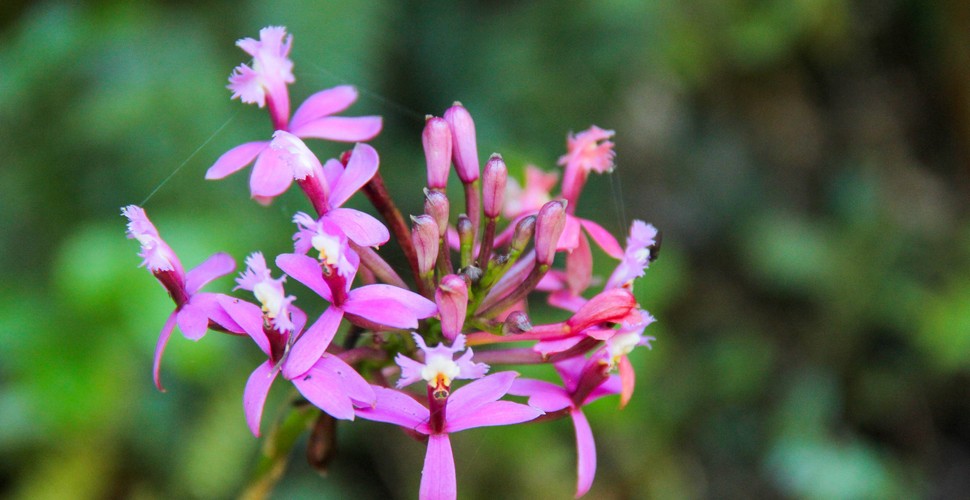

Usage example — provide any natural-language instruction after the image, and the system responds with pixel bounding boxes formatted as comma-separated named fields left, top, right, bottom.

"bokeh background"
left=3, top=0, right=970, bottom=498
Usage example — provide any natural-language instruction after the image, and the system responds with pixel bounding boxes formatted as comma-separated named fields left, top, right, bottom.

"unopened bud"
left=457, top=214, right=474, bottom=268
left=510, top=215, right=536, bottom=253
left=535, top=200, right=567, bottom=266
left=436, top=274, right=468, bottom=341
left=502, top=310, right=532, bottom=335
left=444, top=102, right=480, bottom=183
left=424, top=189, right=450, bottom=237
left=482, top=154, right=507, bottom=218
left=423, top=116, right=453, bottom=190
left=411, top=215, right=439, bottom=276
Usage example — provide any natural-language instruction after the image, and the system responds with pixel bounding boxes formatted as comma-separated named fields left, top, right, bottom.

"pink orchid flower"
left=209, top=27, right=382, bottom=200
left=122, top=205, right=239, bottom=390
left=275, top=252, right=437, bottom=344
left=218, top=295, right=374, bottom=436
left=357, top=371, right=542, bottom=500
left=509, top=356, right=622, bottom=498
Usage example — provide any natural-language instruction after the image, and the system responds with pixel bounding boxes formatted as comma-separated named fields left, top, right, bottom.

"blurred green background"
left=3, top=0, right=970, bottom=498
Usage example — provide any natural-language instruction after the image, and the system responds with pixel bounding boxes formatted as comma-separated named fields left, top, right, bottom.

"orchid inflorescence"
left=124, top=26, right=660, bottom=499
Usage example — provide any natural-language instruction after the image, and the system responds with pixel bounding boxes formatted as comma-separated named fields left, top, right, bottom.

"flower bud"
left=482, top=153, right=507, bottom=218
left=510, top=215, right=536, bottom=253
left=566, top=288, right=638, bottom=333
left=422, top=116, right=453, bottom=190
left=457, top=214, right=474, bottom=268
left=444, top=102, right=479, bottom=183
left=436, top=274, right=468, bottom=341
left=502, top=310, right=532, bottom=335
left=424, top=189, right=450, bottom=237
left=535, top=200, right=567, bottom=266
left=411, top=215, right=439, bottom=276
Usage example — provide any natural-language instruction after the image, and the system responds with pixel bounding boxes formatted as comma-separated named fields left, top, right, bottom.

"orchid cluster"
left=124, top=26, right=660, bottom=499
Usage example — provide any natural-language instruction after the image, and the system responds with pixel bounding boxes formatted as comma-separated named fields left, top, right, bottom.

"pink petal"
left=534, top=337, right=584, bottom=357
left=206, top=141, right=268, bottom=180
left=250, top=148, right=294, bottom=198
left=217, top=296, right=271, bottom=355
left=314, top=354, right=376, bottom=406
left=289, top=85, right=360, bottom=131
left=619, top=355, right=635, bottom=408
left=291, top=116, right=383, bottom=142
left=292, top=359, right=356, bottom=421
left=324, top=208, right=389, bottom=247
left=276, top=253, right=334, bottom=303
left=355, top=386, right=429, bottom=430
left=446, top=400, right=543, bottom=433
left=557, top=215, right=582, bottom=251
left=328, top=143, right=380, bottom=208
left=580, top=218, right=623, bottom=258
left=566, top=234, right=593, bottom=294
left=194, top=292, right=245, bottom=334
left=152, top=311, right=178, bottom=391
left=421, top=434, right=457, bottom=500
left=176, top=301, right=209, bottom=341
left=185, top=252, right=235, bottom=294
left=244, top=360, right=279, bottom=437
left=586, top=375, right=623, bottom=405
left=571, top=408, right=597, bottom=498
left=508, top=379, right=571, bottom=412
left=282, top=306, right=344, bottom=379
left=445, top=372, right=517, bottom=421
left=344, top=284, right=437, bottom=329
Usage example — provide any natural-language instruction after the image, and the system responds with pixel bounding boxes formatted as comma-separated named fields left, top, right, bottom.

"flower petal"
left=282, top=306, right=344, bottom=379
left=289, top=85, right=360, bottom=131
left=176, top=301, right=209, bottom=341
left=185, top=252, right=235, bottom=294
left=328, top=143, right=380, bottom=208
left=343, top=284, right=437, bottom=329
left=292, top=359, right=356, bottom=421
left=206, top=141, right=268, bottom=180
left=244, top=360, right=279, bottom=437
left=324, top=208, right=389, bottom=247
left=217, top=295, right=271, bottom=355
left=579, top=218, right=623, bottom=259
left=446, top=400, right=543, bottom=433
left=508, top=379, right=571, bottom=412
left=571, top=408, right=597, bottom=498
left=355, top=385, right=429, bottom=430
left=619, top=355, right=635, bottom=408
left=291, top=116, right=383, bottom=142
left=314, top=354, right=376, bottom=406
left=250, top=148, right=294, bottom=198
left=445, top=371, right=517, bottom=421
left=152, top=311, right=178, bottom=391
left=421, top=434, right=457, bottom=500
left=276, top=253, right=334, bottom=303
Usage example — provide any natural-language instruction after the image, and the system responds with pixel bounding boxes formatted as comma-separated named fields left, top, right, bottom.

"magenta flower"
left=292, top=212, right=359, bottom=279
left=234, top=252, right=296, bottom=333
left=219, top=296, right=374, bottom=436
left=509, top=357, right=621, bottom=498
left=357, top=372, right=542, bottom=500
left=122, top=205, right=238, bottom=390
left=209, top=27, right=382, bottom=200
left=558, top=126, right=615, bottom=208
left=395, top=333, right=488, bottom=393
left=276, top=252, right=437, bottom=336
left=272, top=136, right=389, bottom=247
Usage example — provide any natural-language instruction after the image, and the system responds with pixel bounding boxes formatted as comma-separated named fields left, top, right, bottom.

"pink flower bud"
left=510, top=215, right=536, bottom=253
left=436, top=274, right=468, bottom=341
left=411, top=214, right=439, bottom=275
left=444, top=102, right=479, bottom=183
left=482, top=153, right=507, bottom=218
left=424, top=189, right=450, bottom=237
left=535, top=200, right=567, bottom=266
left=423, top=116, right=453, bottom=190
left=502, top=310, right=532, bottom=335
left=566, top=288, right=638, bottom=333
